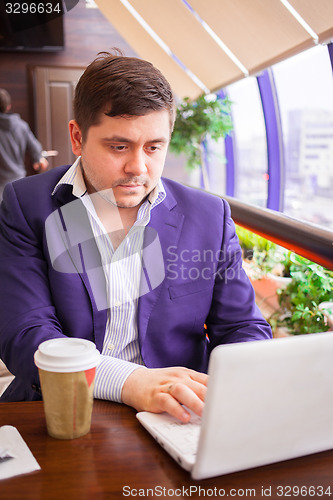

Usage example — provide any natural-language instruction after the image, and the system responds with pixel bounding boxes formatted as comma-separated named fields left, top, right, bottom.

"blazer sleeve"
left=205, top=198, right=272, bottom=351
left=0, top=183, right=65, bottom=397
left=0, top=182, right=143, bottom=403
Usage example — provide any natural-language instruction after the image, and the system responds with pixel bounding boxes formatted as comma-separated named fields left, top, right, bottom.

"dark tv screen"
left=0, top=2, right=65, bottom=52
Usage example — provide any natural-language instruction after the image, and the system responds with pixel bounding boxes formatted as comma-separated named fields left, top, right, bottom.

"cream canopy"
left=94, top=0, right=333, bottom=98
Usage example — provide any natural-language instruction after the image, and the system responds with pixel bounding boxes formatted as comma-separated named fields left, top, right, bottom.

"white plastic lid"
left=34, top=338, right=100, bottom=373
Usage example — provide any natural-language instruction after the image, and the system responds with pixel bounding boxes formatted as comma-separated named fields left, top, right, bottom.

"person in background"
left=0, top=53, right=272, bottom=420
left=0, top=88, right=48, bottom=202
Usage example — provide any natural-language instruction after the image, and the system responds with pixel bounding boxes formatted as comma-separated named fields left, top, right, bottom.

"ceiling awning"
left=94, top=0, right=333, bottom=99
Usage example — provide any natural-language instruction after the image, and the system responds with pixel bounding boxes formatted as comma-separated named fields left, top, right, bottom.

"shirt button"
left=108, top=343, right=115, bottom=351
left=114, top=300, right=122, bottom=308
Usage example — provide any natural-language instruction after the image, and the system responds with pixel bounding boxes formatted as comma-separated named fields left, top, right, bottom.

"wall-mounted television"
left=0, top=2, right=65, bottom=52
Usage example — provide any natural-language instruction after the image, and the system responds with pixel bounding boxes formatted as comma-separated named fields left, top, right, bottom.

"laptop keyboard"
left=152, top=414, right=202, bottom=457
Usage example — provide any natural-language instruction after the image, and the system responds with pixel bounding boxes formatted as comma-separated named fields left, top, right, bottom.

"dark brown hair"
left=0, top=89, right=11, bottom=113
left=73, top=51, right=176, bottom=141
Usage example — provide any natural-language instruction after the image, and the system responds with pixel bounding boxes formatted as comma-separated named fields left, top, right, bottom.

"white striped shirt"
left=52, top=158, right=166, bottom=401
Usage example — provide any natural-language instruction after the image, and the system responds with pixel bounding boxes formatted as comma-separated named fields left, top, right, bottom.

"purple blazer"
left=0, top=166, right=271, bottom=401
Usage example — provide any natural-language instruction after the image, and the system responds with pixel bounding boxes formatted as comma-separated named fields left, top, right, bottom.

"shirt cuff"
left=93, top=354, right=145, bottom=403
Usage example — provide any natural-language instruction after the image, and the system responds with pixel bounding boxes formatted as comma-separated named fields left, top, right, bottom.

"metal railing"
left=222, top=195, right=333, bottom=271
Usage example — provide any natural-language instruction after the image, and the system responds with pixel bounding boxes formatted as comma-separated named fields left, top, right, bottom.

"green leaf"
left=169, top=93, right=233, bottom=171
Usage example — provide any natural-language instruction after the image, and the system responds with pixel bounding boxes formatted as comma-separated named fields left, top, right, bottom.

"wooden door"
left=33, top=66, right=85, bottom=169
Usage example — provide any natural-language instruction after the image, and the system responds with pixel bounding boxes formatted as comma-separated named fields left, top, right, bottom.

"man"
left=0, top=53, right=271, bottom=421
left=0, top=88, right=48, bottom=201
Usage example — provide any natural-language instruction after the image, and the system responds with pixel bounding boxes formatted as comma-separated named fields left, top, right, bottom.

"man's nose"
left=124, top=149, right=148, bottom=176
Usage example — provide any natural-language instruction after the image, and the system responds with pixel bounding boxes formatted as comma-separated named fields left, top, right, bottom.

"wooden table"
left=1, top=401, right=333, bottom=499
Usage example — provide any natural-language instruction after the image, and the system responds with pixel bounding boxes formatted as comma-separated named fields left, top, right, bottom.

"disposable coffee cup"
left=34, top=338, right=100, bottom=439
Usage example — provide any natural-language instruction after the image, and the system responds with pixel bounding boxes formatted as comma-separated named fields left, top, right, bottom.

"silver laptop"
left=137, top=332, right=333, bottom=479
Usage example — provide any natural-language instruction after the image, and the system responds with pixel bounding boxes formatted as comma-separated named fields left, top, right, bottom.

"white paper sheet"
left=0, top=426, right=40, bottom=480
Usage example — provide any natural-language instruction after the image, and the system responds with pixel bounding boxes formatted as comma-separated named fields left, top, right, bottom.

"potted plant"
left=169, top=93, right=233, bottom=190
left=236, top=225, right=291, bottom=277
left=236, top=226, right=292, bottom=316
left=236, top=228, right=333, bottom=337
left=269, top=254, right=333, bottom=336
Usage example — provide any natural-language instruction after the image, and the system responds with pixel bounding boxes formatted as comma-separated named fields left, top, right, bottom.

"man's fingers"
left=173, top=369, right=208, bottom=403
left=187, top=379, right=207, bottom=402
left=170, top=383, right=205, bottom=417
left=158, top=369, right=208, bottom=419
left=157, top=392, right=192, bottom=423
left=188, top=370, right=209, bottom=386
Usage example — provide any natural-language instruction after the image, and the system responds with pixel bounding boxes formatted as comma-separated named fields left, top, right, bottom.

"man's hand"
left=121, top=367, right=208, bottom=423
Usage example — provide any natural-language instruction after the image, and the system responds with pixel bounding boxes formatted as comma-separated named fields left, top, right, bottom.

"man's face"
left=69, top=110, right=171, bottom=209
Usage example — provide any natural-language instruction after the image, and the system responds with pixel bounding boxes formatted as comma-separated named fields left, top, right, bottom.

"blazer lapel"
left=51, top=185, right=108, bottom=348
left=137, top=187, right=184, bottom=346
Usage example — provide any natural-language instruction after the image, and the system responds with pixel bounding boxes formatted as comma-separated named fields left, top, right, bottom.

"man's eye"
left=111, top=145, right=127, bottom=151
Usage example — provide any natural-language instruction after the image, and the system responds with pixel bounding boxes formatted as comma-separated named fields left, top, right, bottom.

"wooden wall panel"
left=49, top=80, right=75, bottom=167
left=0, top=0, right=188, bottom=183
left=33, top=66, right=85, bottom=168
left=0, top=0, right=136, bottom=173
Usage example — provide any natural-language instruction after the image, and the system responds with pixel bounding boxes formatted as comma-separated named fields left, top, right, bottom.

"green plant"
left=255, top=247, right=293, bottom=278
left=235, top=225, right=256, bottom=260
left=169, top=94, right=233, bottom=189
left=269, top=254, right=333, bottom=335
left=236, top=225, right=290, bottom=277
left=236, top=226, right=333, bottom=335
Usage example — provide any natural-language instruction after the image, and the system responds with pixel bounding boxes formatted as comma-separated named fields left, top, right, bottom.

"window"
left=273, top=45, right=333, bottom=229
left=226, top=77, right=268, bottom=207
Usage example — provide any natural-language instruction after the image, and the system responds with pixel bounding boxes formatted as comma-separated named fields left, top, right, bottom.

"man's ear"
left=69, top=120, right=83, bottom=156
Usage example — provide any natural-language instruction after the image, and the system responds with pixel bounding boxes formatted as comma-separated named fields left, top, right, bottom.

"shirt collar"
left=52, top=157, right=166, bottom=209
left=51, top=157, right=85, bottom=197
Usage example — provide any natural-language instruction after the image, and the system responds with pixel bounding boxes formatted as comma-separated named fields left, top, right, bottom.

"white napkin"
left=0, top=426, right=40, bottom=480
